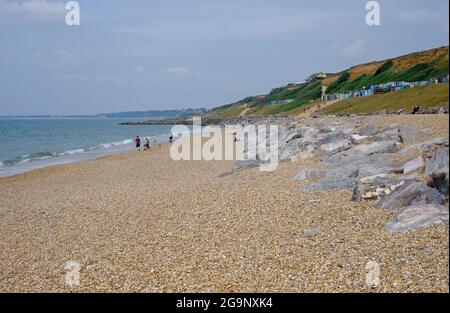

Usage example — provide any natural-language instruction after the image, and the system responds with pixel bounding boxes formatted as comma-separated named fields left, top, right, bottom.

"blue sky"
left=0, top=0, right=448, bottom=115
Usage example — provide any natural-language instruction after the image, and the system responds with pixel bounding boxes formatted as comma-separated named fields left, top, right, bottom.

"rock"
left=280, top=142, right=301, bottom=162
left=352, top=178, right=406, bottom=201
left=216, top=160, right=263, bottom=178
left=320, top=139, right=350, bottom=152
left=398, top=126, right=426, bottom=145
left=323, top=141, right=399, bottom=163
left=354, top=141, right=400, bottom=155
left=294, top=168, right=323, bottom=181
left=300, top=179, right=356, bottom=192
left=317, top=131, right=347, bottom=146
left=397, top=172, right=421, bottom=181
left=375, top=180, right=444, bottom=211
left=358, top=125, right=383, bottom=136
left=290, top=151, right=314, bottom=162
left=303, top=229, right=318, bottom=238
left=294, top=167, right=358, bottom=182
left=359, top=174, right=392, bottom=184
left=424, top=147, right=449, bottom=196
left=326, top=154, right=403, bottom=177
left=351, top=134, right=368, bottom=144
left=385, top=204, right=449, bottom=233
left=402, top=156, right=425, bottom=174
left=374, top=128, right=400, bottom=142
left=399, top=137, right=449, bottom=155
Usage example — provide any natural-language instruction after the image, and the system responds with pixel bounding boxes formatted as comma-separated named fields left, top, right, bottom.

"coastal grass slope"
left=321, top=83, right=449, bottom=115
left=204, top=46, right=449, bottom=119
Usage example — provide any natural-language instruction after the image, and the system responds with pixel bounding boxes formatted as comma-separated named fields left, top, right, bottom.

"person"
left=169, top=133, right=173, bottom=144
left=135, top=136, right=141, bottom=151
left=144, top=137, right=150, bottom=150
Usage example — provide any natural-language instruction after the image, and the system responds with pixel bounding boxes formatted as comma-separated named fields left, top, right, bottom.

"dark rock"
left=424, top=147, right=449, bottom=196
left=375, top=180, right=444, bottom=211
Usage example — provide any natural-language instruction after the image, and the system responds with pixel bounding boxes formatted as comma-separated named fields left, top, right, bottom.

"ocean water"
left=0, top=118, right=175, bottom=177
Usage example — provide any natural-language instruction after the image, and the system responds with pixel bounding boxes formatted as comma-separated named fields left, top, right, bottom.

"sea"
left=0, top=118, right=175, bottom=177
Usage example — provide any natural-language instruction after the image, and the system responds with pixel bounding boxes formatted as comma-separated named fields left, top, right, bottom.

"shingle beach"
left=0, top=115, right=448, bottom=293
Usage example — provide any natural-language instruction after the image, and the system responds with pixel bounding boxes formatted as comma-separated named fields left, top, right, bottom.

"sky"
left=0, top=0, right=448, bottom=115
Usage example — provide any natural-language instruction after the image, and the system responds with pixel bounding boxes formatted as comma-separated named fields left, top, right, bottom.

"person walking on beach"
left=144, top=137, right=150, bottom=150
left=169, top=133, right=173, bottom=144
left=135, top=136, right=141, bottom=151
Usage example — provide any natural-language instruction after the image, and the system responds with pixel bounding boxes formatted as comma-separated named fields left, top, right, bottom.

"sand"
left=0, top=115, right=448, bottom=293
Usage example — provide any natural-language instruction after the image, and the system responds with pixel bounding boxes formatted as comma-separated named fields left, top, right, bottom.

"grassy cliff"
left=321, top=83, right=449, bottom=115
left=205, top=46, right=449, bottom=118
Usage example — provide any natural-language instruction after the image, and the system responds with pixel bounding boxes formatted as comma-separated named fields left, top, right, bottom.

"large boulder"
left=423, top=147, right=449, bottom=196
left=300, top=178, right=356, bottom=192
left=358, top=125, right=383, bottom=136
left=323, top=141, right=399, bottom=163
left=402, top=156, right=425, bottom=174
left=398, top=126, right=426, bottom=145
left=295, top=167, right=358, bottom=181
left=385, top=204, right=449, bottom=233
left=317, top=131, right=347, bottom=146
left=374, top=128, right=401, bottom=142
left=375, top=180, right=444, bottom=211
left=325, top=154, right=403, bottom=177
left=399, top=137, right=449, bottom=155
left=352, top=177, right=407, bottom=201
left=319, top=139, right=350, bottom=152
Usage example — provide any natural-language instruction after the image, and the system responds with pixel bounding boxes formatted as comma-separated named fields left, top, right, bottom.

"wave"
left=57, top=148, right=86, bottom=156
left=93, top=139, right=133, bottom=150
left=1, top=133, right=170, bottom=169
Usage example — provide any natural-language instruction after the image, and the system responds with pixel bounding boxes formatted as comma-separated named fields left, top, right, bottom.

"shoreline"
left=0, top=114, right=448, bottom=292
left=0, top=132, right=172, bottom=179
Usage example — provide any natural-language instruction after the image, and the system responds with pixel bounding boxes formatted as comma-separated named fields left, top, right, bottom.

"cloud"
left=165, top=66, right=192, bottom=77
left=333, top=40, right=367, bottom=58
left=0, top=0, right=65, bottom=23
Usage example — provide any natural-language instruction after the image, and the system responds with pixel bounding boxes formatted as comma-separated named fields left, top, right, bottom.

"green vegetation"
left=265, top=99, right=310, bottom=116
left=322, top=83, right=449, bottom=115
left=205, top=46, right=449, bottom=119
left=374, top=60, right=393, bottom=75
left=325, top=71, right=350, bottom=94
left=325, top=53, right=448, bottom=94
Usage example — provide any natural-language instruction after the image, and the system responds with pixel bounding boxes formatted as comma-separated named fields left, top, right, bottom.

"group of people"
left=134, top=136, right=156, bottom=151
left=134, top=133, right=174, bottom=151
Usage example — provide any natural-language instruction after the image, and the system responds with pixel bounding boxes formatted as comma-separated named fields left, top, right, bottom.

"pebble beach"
left=0, top=114, right=448, bottom=293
